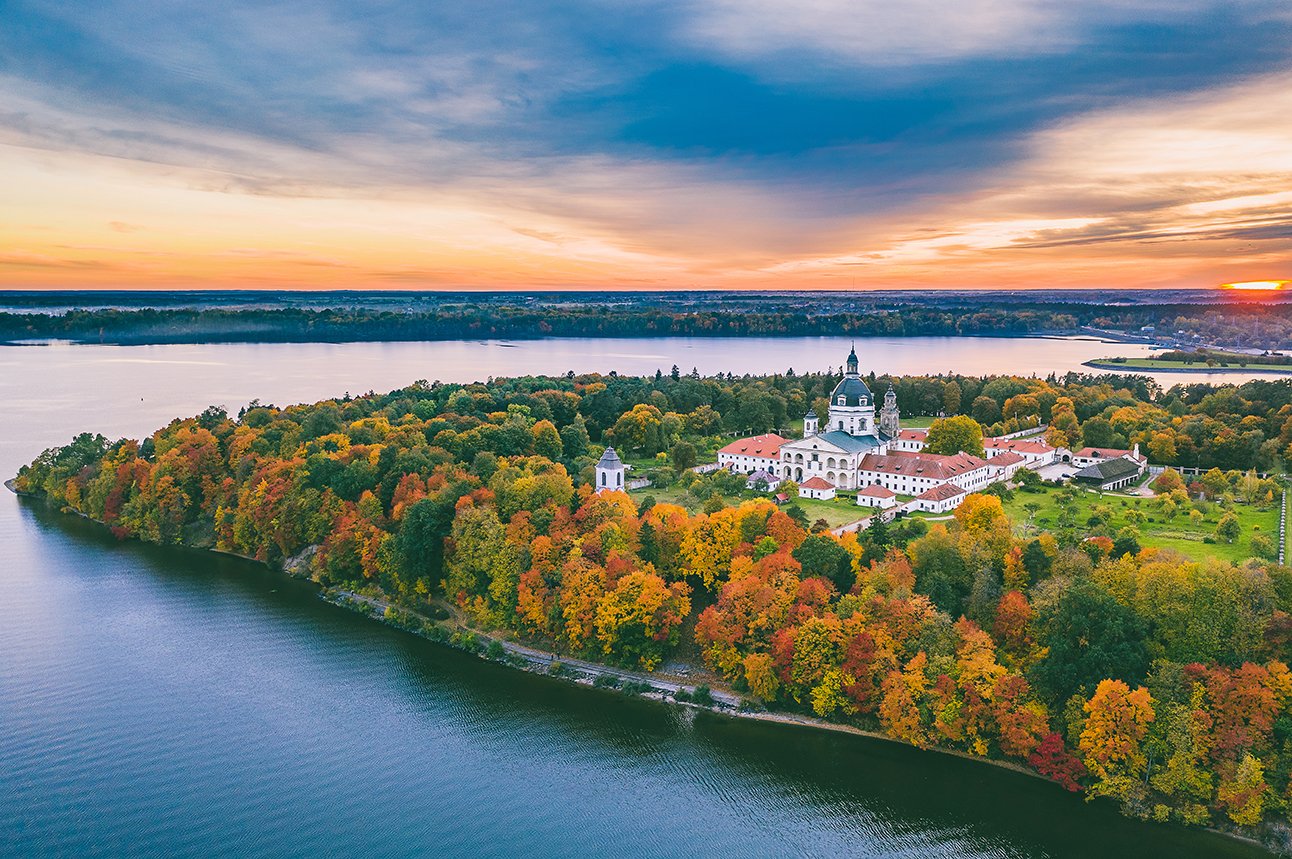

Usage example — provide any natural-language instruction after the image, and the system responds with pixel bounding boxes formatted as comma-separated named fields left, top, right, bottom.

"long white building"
left=712, top=347, right=1113, bottom=511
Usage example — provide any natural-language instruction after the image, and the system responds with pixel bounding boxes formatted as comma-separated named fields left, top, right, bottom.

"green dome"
left=830, top=375, right=873, bottom=407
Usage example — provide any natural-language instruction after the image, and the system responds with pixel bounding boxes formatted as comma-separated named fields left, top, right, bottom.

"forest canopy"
left=16, top=367, right=1292, bottom=833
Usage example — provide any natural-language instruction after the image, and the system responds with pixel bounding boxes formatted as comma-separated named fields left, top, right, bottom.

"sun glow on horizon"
left=1222, top=280, right=1289, bottom=291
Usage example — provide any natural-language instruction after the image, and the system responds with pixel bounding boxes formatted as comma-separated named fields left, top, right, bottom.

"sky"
left=2, top=1, right=1292, bottom=291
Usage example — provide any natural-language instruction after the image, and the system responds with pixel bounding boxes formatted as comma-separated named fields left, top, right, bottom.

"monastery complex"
left=714, top=347, right=1147, bottom=514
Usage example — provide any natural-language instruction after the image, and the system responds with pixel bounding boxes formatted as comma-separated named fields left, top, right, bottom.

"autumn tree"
left=924, top=415, right=985, bottom=458
left=1079, top=679, right=1155, bottom=806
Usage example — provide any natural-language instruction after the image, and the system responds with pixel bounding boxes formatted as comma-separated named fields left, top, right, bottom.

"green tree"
left=792, top=535, right=853, bottom=592
left=971, top=395, right=1001, bottom=425
left=908, top=523, right=970, bottom=614
left=1031, top=577, right=1149, bottom=706
left=560, top=416, right=591, bottom=459
left=444, top=504, right=522, bottom=623
left=1022, top=538, right=1052, bottom=579
left=531, top=419, right=564, bottom=460
left=924, top=414, right=985, bottom=457
left=670, top=440, right=698, bottom=473
left=1215, top=511, right=1241, bottom=544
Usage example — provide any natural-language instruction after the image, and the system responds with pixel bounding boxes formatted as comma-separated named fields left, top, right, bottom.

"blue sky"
left=3, top=0, right=1291, bottom=289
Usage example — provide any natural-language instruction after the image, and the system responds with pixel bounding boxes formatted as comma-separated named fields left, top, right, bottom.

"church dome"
left=830, top=375, right=873, bottom=407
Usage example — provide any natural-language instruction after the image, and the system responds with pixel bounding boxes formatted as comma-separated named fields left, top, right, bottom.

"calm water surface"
left=0, top=337, right=1276, bottom=858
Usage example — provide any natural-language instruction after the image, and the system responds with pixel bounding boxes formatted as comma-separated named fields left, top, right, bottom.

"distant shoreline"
left=1084, top=359, right=1292, bottom=375
left=1, top=330, right=1092, bottom=348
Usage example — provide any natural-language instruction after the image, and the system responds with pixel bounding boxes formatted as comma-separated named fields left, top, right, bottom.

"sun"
left=1222, top=280, right=1289, bottom=291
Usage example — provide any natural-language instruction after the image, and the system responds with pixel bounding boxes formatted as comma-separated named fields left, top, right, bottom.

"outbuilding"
left=855, top=483, right=897, bottom=509
left=745, top=469, right=782, bottom=492
left=799, top=476, right=837, bottom=500
left=912, top=482, right=966, bottom=514
left=1073, top=457, right=1144, bottom=491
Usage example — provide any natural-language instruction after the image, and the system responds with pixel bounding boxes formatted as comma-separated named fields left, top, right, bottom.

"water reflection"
left=4, top=499, right=1266, bottom=859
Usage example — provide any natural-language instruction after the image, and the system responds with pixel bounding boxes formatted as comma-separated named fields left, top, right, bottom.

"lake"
left=0, top=336, right=1277, bottom=858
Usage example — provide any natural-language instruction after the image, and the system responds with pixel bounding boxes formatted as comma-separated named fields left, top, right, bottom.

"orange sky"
left=4, top=3, right=1291, bottom=291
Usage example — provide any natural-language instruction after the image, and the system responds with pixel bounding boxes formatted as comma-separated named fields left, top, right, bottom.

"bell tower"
left=595, top=447, right=625, bottom=493
left=803, top=408, right=818, bottom=437
left=879, top=383, right=901, bottom=438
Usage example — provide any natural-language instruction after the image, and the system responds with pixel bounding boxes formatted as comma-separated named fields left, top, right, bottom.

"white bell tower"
left=595, top=447, right=625, bottom=493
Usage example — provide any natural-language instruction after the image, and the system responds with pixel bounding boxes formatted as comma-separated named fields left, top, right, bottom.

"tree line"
left=15, top=368, right=1292, bottom=839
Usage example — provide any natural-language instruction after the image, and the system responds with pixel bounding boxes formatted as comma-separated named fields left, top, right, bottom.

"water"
left=0, top=337, right=1274, bottom=858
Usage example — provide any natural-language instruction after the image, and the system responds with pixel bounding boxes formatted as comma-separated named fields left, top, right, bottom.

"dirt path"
left=333, top=590, right=741, bottom=707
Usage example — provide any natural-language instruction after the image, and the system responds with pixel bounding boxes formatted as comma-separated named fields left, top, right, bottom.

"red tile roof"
left=800, top=476, right=834, bottom=490
left=984, top=438, right=1054, bottom=455
left=897, top=429, right=928, bottom=440
left=990, top=451, right=1026, bottom=467
left=858, top=450, right=989, bottom=481
left=916, top=482, right=966, bottom=502
left=718, top=433, right=788, bottom=458
left=857, top=484, right=897, bottom=498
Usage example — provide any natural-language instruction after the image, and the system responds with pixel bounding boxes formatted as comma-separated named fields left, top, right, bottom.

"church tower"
left=826, top=345, right=876, bottom=436
left=879, top=383, right=901, bottom=438
left=803, top=408, right=818, bottom=437
left=595, top=447, right=625, bottom=493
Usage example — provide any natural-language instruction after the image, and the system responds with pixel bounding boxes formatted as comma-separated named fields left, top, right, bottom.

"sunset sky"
left=3, top=1, right=1292, bottom=291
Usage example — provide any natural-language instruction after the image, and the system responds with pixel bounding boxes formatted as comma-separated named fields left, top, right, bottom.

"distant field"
left=1001, top=484, right=1277, bottom=563
left=1087, top=356, right=1292, bottom=374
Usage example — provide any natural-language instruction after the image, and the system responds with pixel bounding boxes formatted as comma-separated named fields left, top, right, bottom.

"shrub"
left=594, top=673, right=621, bottom=689
left=692, top=685, right=715, bottom=706
left=1251, top=533, right=1277, bottom=561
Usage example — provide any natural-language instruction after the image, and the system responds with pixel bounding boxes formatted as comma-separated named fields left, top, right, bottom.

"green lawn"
left=627, top=485, right=867, bottom=529
left=1000, top=484, right=1278, bottom=564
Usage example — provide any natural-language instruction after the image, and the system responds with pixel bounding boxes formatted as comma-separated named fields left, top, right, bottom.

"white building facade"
left=717, top=433, right=788, bottom=474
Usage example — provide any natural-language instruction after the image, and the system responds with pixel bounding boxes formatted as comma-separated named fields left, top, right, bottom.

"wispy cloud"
left=765, top=73, right=1292, bottom=287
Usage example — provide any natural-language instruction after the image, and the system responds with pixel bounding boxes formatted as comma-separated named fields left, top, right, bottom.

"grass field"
left=627, top=484, right=868, bottom=528
left=1088, top=356, right=1292, bottom=373
left=1000, top=484, right=1278, bottom=564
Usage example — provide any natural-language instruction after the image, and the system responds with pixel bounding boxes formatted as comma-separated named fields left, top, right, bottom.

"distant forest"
left=4, top=290, right=1292, bottom=349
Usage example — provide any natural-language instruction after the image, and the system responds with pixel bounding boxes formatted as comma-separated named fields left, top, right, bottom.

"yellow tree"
left=680, top=509, right=740, bottom=589
left=1079, top=679, right=1155, bottom=806
left=1217, top=753, right=1267, bottom=825
left=593, top=569, right=691, bottom=670
left=954, top=493, right=1013, bottom=571
left=743, top=652, right=780, bottom=701
left=880, top=652, right=931, bottom=748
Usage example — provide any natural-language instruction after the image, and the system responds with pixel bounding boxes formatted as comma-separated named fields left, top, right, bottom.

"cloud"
left=761, top=72, right=1292, bottom=287
left=3, top=0, right=1292, bottom=288
left=677, top=0, right=1291, bottom=71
